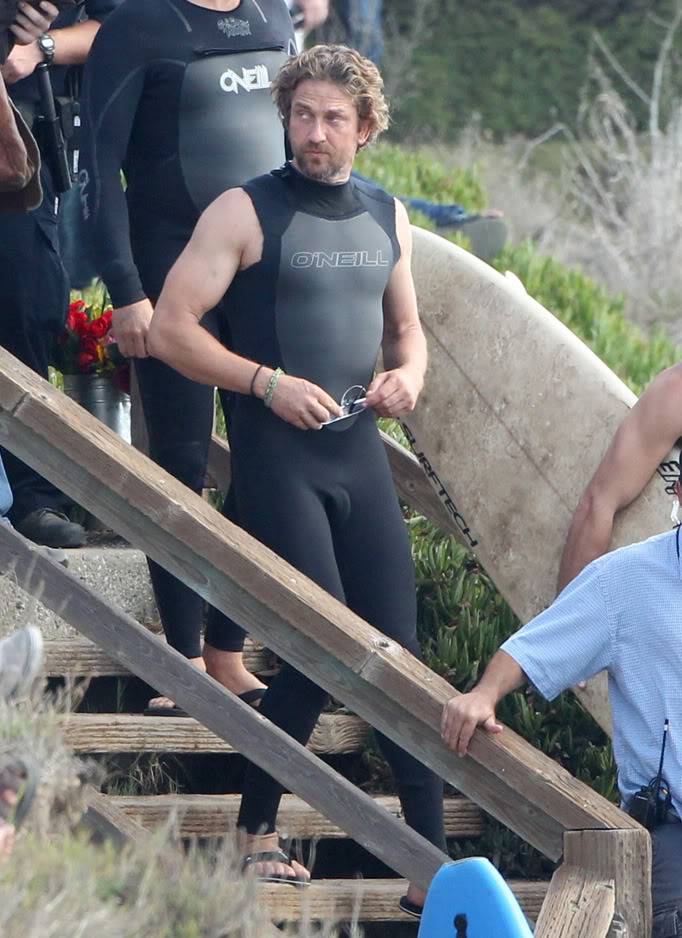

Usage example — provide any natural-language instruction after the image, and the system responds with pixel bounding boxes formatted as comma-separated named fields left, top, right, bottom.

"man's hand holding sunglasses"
left=365, top=366, right=424, bottom=418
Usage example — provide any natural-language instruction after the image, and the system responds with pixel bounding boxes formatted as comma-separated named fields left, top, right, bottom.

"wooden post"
left=536, top=829, right=651, bottom=938
left=535, top=867, right=615, bottom=938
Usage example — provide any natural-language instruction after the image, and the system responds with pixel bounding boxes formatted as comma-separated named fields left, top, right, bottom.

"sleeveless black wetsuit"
left=204, top=164, right=446, bottom=851
left=78, top=0, right=295, bottom=658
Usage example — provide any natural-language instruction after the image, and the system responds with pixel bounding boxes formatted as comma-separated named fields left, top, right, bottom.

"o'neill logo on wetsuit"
left=290, top=251, right=390, bottom=269
left=219, top=64, right=270, bottom=94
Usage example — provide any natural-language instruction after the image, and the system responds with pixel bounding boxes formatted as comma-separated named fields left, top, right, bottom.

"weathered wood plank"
left=255, top=878, right=548, bottom=923
left=206, top=430, right=457, bottom=538
left=560, top=830, right=651, bottom=938
left=61, top=712, right=369, bottom=755
left=0, top=351, right=642, bottom=864
left=535, top=866, right=615, bottom=938
left=44, top=638, right=276, bottom=678
left=111, top=793, right=484, bottom=839
left=0, top=524, right=447, bottom=891
left=80, top=785, right=148, bottom=847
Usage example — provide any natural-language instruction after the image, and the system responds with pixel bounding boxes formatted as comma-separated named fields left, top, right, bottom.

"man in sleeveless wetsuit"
left=147, top=44, right=445, bottom=914
left=78, top=0, right=299, bottom=712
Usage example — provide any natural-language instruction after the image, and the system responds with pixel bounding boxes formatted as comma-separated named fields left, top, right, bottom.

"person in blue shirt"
left=442, top=467, right=682, bottom=938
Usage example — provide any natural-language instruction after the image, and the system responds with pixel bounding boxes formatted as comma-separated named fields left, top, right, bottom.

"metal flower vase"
left=62, top=374, right=131, bottom=531
left=63, top=374, right=131, bottom=444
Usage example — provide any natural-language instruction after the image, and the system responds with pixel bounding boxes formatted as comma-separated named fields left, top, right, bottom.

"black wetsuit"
left=78, top=0, right=295, bottom=657
left=203, top=164, right=446, bottom=850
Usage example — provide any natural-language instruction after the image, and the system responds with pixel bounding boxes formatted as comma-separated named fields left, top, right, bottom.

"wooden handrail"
left=0, top=347, right=651, bottom=933
left=0, top=349, right=639, bottom=859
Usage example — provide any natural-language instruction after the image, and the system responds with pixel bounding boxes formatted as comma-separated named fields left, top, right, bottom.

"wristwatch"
left=37, top=33, right=56, bottom=65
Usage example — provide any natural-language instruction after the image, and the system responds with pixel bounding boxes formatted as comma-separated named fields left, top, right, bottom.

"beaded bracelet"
left=263, top=367, right=284, bottom=408
left=249, top=364, right=264, bottom=397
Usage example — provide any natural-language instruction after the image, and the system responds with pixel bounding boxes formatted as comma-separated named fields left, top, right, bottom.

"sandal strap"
left=242, top=848, right=292, bottom=870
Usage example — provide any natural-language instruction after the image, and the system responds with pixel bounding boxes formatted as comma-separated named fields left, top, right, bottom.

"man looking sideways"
left=148, top=44, right=445, bottom=913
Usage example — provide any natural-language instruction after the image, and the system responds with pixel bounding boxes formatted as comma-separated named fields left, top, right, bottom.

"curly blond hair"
left=271, top=44, right=389, bottom=145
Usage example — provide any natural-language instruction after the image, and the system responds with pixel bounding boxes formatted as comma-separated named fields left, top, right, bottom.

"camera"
left=628, top=779, right=672, bottom=831
left=627, top=719, right=673, bottom=831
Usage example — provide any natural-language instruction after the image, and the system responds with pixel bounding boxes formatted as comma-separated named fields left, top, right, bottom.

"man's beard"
left=295, top=148, right=347, bottom=183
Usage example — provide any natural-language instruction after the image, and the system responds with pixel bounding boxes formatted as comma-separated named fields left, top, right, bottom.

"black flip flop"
left=144, top=687, right=266, bottom=718
left=0, top=756, right=39, bottom=830
left=238, top=687, right=266, bottom=708
left=143, top=703, right=188, bottom=718
left=242, top=847, right=310, bottom=886
left=399, top=895, right=423, bottom=919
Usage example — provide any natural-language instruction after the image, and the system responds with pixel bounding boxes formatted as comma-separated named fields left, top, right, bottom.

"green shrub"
left=491, top=241, right=680, bottom=394
left=356, top=142, right=486, bottom=211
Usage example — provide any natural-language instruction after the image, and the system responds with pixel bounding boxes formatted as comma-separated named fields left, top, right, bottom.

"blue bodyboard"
left=418, top=858, right=534, bottom=937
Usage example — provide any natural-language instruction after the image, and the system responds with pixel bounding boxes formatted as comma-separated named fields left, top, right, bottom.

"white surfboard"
left=407, top=228, right=677, bottom=733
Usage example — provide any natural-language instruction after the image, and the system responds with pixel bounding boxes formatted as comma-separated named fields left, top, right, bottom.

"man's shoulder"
left=351, top=172, right=395, bottom=208
left=592, top=529, right=676, bottom=581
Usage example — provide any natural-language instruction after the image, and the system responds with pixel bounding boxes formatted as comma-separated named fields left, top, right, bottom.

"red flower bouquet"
left=56, top=294, right=130, bottom=393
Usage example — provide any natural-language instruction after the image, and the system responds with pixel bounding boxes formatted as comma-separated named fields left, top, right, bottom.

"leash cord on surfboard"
left=398, top=420, right=479, bottom=549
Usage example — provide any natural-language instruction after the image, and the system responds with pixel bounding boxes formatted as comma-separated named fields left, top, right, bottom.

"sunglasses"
left=322, top=385, right=367, bottom=426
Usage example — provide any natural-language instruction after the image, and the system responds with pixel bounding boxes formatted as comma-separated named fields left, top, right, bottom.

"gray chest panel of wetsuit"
left=276, top=211, right=393, bottom=421
left=179, top=49, right=287, bottom=213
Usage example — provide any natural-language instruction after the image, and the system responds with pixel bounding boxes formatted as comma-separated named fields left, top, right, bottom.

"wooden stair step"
left=110, top=793, right=484, bottom=839
left=44, top=637, right=276, bottom=677
left=256, top=877, right=548, bottom=923
left=61, top=712, right=369, bottom=754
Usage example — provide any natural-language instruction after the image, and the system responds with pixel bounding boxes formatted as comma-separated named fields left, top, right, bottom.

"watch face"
left=38, top=35, right=56, bottom=57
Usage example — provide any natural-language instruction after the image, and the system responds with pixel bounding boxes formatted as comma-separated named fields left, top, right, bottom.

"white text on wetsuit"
left=290, top=251, right=390, bottom=269
left=219, top=64, right=270, bottom=94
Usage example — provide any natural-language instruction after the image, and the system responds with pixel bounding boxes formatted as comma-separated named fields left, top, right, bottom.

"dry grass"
left=0, top=697, right=353, bottom=938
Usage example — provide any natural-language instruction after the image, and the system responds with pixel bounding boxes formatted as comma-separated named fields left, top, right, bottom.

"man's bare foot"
left=203, top=644, right=267, bottom=699
left=147, top=655, right=206, bottom=711
left=405, top=882, right=426, bottom=908
left=241, top=831, right=311, bottom=883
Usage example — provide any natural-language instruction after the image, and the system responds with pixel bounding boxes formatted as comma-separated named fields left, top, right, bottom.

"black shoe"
left=15, top=509, right=86, bottom=548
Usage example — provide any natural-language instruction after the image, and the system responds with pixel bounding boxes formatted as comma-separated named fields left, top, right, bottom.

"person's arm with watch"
left=2, top=9, right=102, bottom=85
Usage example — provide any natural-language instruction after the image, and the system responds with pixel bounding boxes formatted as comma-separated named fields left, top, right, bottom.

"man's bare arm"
left=365, top=201, right=427, bottom=417
left=147, top=189, right=341, bottom=429
left=441, top=650, right=525, bottom=756
left=147, top=189, right=259, bottom=392
left=558, top=363, right=682, bottom=592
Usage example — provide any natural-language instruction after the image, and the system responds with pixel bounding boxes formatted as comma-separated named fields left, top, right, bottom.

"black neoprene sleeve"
left=78, top=5, right=148, bottom=307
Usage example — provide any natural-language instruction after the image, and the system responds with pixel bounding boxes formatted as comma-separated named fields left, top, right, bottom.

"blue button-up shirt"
left=502, top=528, right=682, bottom=815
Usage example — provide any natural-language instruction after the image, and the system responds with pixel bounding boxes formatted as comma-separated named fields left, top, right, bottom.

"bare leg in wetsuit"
left=148, top=46, right=444, bottom=909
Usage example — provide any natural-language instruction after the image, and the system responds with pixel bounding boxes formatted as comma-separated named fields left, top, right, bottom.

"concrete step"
left=256, top=877, right=547, bottom=923
left=110, top=792, right=484, bottom=839
left=0, top=546, right=157, bottom=642
left=61, top=712, right=369, bottom=755
left=44, top=637, right=276, bottom=677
